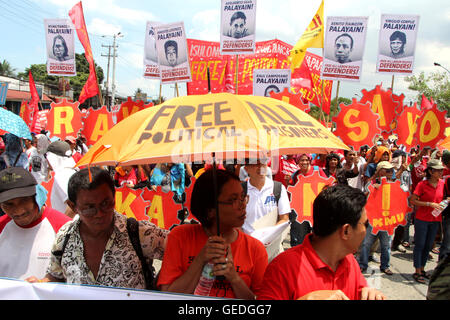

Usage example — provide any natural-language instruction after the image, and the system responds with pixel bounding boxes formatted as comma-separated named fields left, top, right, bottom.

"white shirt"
left=342, top=160, right=365, bottom=190
left=242, top=177, right=291, bottom=234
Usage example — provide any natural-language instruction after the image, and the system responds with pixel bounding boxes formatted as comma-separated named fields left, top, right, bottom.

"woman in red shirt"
left=157, top=169, right=268, bottom=299
left=410, top=159, right=446, bottom=283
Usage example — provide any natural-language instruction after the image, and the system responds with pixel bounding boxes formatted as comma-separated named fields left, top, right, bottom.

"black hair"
left=68, top=167, right=115, bottom=204
left=335, top=33, right=354, bottom=49
left=312, top=184, right=367, bottom=237
left=230, top=11, right=247, bottom=25
left=190, top=168, right=240, bottom=228
left=390, top=31, right=406, bottom=44
left=325, top=153, right=342, bottom=171
left=164, top=40, right=178, bottom=55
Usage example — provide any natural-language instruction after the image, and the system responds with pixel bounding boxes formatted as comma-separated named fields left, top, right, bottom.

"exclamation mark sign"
left=382, top=184, right=391, bottom=217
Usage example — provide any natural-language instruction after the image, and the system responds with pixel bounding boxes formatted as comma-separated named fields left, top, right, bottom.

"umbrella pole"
left=212, top=152, right=220, bottom=236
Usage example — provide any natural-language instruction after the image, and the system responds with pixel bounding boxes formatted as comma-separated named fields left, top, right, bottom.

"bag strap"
left=273, top=181, right=282, bottom=204
left=126, top=217, right=154, bottom=290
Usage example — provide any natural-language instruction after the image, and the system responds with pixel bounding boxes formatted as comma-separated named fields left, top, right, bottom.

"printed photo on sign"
left=220, top=0, right=257, bottom=55
left=143, top=21, right=162, bottom=79
left=155, top=22, right=191, bottom=84
left=322, top=16, right=368, bottom=82
left=376, top=14, right=420, bottom=74
left=44, top=19, right=76, bottom=76
left=253, top=69, right=291, bottom=97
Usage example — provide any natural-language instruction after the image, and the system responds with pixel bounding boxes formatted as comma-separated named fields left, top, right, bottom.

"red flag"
left=224, top=58, right=235, bottom=94
left=421, top=94, right=433, bottom=110
left=69, top=1, right=100, bottom=105
left=28, top=71, right=41, bottom=133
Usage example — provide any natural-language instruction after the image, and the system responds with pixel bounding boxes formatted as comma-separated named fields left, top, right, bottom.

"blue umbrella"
left=0, top=107, right=32, bottom=140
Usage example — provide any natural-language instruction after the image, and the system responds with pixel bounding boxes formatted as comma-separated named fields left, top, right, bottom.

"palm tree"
left=0, top=60, right=16, bottom=77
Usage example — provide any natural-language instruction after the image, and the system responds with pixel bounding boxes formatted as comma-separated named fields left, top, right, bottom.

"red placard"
left=365, top=178, right=412, bottom=236
left=81, top=106, right=115, bottom=146
left=395, top=103, right=421, bottom=152
left=115, top=97, right=153, bottom=124
left=287, top=170, right=335, bottom=227
left=46, top=99, right=83, bottom=140
left=332, top=99, right=380, bottom=151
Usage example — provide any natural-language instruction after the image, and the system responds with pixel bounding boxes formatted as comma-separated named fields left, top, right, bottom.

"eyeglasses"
left=76, top=199, right=115, bottom=217
left=218, top=194, right=249, bottom=209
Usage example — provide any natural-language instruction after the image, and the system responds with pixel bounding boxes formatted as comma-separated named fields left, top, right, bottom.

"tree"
left=404, top=71, right=450, bottom=115
left=0, top=59, right=17, bottom=77
left=308, top=97, right=351, bottom=121
left=18, top=53, right=104, bottom=105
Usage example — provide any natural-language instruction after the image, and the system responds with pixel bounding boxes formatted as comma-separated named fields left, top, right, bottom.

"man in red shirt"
left=258, top=184, right=386, bottom=300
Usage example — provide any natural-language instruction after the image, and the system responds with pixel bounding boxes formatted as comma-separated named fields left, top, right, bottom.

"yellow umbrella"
left=77, top=93, right=348, bottom=167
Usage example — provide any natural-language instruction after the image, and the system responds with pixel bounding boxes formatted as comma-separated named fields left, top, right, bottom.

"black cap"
left=0, top=167, right=37, bottom=203
left=46, top=140, right=72, bottom=157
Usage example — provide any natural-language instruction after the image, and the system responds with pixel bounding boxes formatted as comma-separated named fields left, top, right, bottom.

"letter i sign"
left=365, top=178, right=412, bottom=236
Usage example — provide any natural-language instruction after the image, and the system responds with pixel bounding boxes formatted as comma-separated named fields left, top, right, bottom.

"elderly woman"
left=157, top=169, right=268, bottom=299
left=410, top=159, right=447, bottom=283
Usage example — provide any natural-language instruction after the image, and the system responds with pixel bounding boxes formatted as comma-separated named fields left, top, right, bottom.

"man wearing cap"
left=359, top=161, right=395, bottom=275
left=0, top=167, right=71, bottom=280
left=410, top=159, right=446, bottom=283
left=46, top=140, right=78, bottom=215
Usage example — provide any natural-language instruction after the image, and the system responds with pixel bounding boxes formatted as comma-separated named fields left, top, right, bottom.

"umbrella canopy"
left=0, top=108, right=32, bottom=140
left=77, top=93, right=348, bottom=167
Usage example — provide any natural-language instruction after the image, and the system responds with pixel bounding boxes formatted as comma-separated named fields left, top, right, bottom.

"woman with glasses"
left=157, top=169, right=268, bottom=299
left=410, top=159, right=446, bottom=284
left=30, top=167, right=168, bottom=289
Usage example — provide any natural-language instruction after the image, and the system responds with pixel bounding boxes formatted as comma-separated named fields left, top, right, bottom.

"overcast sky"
left=1, top=0, right=449, bottom=104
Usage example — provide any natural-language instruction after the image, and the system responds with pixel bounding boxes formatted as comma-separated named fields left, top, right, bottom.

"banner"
left=143, top=21, right=162, bottom=79
left=322, top=16, right=368, bottom=82
left=44, top=19, right=76, bottom=77
left=376, top=14, right=420, bottom=74
left=220, top=0, right=257, bottom=55
left=155, top=22, right=191, bottom=84
left=253, top=69, right=291, bottom=97
left=0, top=278, right=212, bottom=300
left=187, top=39, right=291, bottom=95
left=0, top=81, right=9, bottom=105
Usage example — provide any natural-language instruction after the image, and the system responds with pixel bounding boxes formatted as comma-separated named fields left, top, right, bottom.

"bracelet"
left=426, top=202, right=430, bottom=207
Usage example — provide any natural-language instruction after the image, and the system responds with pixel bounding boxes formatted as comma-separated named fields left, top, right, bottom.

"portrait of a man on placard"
left=164, top=40, right=178, bottom=67
left=226, top=11, right=250, bottom=39
left=389, top=31, right=407, bottom=59
left=334, top=33, right=353, bottom=64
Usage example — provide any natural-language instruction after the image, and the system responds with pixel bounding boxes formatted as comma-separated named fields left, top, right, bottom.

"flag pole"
left=159, top=81, right=162, bottom=104
left=333, top=80, right=340, bottom=122
left=235, top=54, right=239, bottom=94
left=391, top=75, right=395, bottom=93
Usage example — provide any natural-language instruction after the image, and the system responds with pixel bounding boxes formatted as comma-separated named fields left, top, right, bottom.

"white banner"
left=44, top=19, right=76, bottom=77
left=253, top=69, right=291, bottom=97
left=0, top=278, right=214, bottom=300
left=220, top=0, right=257, bottom=55
left=376, top=14, right=420, bottom=74
left=322, top=16, right=368, bottom=82
left=155, top=22, right=192, bottom=84
left=143, top=21, right=162, bottom=79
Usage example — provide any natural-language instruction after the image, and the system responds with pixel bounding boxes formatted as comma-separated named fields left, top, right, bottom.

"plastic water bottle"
left=194, top=263, right=215, bottom=296
left=431, top=200, right=449, bottom=217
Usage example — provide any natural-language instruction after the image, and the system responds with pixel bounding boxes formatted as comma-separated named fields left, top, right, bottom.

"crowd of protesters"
left=1, top=131, right=449, bottom=300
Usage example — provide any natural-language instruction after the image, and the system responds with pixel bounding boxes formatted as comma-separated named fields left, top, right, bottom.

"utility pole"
left=111, top=32, right=122, bottom=107
left=101, top=44, right=112, bottom=109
